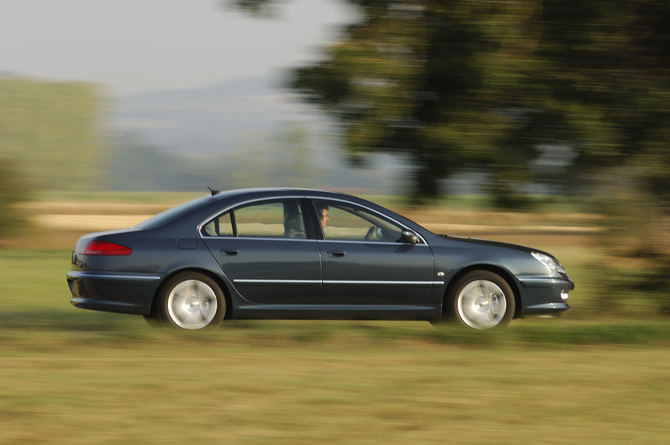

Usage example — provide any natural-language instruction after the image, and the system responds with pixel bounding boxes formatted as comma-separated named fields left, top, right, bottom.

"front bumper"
left=66, top=271, right=164, bottom=315
left=517, top=276, right=574, bottom=315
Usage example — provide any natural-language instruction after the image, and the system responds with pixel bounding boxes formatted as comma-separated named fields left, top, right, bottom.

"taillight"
left=79, top=241, right=132, bottom=256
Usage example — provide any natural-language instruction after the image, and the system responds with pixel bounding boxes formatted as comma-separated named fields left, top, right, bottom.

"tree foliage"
left=231, top=0, right=670, bottom=202
left=291, top=1, right=500, bottom=198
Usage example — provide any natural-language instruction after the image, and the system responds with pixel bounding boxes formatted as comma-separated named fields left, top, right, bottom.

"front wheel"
left=448, top=271, right=514, bottom=329
left=157, top=272, right=226, bottom=330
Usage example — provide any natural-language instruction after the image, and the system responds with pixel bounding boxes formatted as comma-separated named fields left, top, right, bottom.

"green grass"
left=2, top=249, right=670, bottom=443
left=0, top=250, right=72, bottom=312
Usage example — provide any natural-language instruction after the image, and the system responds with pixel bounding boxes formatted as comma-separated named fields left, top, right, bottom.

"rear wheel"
left=448, top=271, right=514, bottom=329
left=157, top=272, right=226, bottom=330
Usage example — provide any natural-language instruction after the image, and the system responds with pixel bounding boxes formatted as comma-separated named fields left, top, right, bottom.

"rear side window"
left=201, top=199, right=307, bottom=239
left=235, top=202, right=286, bottom=238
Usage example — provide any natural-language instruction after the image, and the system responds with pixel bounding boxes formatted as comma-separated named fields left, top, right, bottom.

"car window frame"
left=306, top=197, right=428, bottom=245
left=202, top=211, right=236, bottom=237
left=199, top=197, right=316, bottom=241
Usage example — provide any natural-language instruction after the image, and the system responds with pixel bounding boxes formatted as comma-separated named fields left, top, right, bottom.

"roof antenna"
left=207, top=185, right=221, bottom=196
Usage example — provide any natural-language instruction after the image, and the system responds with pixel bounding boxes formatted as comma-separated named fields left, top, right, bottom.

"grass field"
left=2, top=328, right=669, bottom=445
left=1, top=255, right=670, bottom=445
left=1, top=196, right=669, bottom=444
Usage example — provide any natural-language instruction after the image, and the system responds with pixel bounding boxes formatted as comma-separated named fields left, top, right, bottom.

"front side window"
left=313, top=200, right=404, bottom=242
left=202, top=199, right=307, bottom=239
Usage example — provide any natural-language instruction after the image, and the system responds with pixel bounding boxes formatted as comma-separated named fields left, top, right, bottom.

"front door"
left=312, top=199, right=434, bottom=306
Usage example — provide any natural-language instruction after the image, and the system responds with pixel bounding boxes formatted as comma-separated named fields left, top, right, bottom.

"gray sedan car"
left=67, top=188, right=573, bottom=330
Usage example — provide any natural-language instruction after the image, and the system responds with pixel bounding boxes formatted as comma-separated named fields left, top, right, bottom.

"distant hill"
left=108, top=76, right=407, bottom=193
left=0, top=75, right=407, bottom=194
left=111, top=76, right=317, bottom=155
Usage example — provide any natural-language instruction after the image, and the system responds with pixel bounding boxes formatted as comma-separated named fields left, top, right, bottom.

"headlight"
left=531, top=252, right=566, bottom=274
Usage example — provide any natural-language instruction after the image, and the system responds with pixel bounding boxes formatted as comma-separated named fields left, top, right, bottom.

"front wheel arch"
left=441, top=265, right=521, bottom=320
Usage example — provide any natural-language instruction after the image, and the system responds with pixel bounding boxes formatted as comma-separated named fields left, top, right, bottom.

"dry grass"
left=0, top=329, right=669, bottom=444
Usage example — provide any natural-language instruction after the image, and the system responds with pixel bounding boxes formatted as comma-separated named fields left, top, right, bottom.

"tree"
left=520, top=0, right=670, bottom=311
left=295, top=1, right=507, bottom=199
left=229, top=0, right=574, bottom=200
left=230, top=0, right=669, bottom=203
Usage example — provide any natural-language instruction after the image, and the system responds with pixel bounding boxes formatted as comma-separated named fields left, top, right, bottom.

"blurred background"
left=2, top=0, right=669, bottom=314
left=1, top=1, right=669, bottom=443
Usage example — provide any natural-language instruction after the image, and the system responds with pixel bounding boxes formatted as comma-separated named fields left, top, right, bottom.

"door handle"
left=327, top=250, right=346, bottom=258
left=220, top=249, right=239, bottom=256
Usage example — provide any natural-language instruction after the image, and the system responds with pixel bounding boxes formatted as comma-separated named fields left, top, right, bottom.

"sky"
left=0, top=0, right=356, bottom=95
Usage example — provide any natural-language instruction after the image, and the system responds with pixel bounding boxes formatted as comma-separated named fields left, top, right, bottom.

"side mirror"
left=401, top=230, right=419, bottom=244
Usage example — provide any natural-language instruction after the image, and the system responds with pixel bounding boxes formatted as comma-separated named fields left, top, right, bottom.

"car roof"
left=209, top=187, right=359, bottom=200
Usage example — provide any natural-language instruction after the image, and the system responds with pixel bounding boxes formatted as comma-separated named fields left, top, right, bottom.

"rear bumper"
left=66, top=271, right=164, bottom=315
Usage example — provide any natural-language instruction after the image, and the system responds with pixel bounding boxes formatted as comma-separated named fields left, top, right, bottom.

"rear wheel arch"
left=442, top=265, right=521, bottom=319
left=149, top=268, right=233, bottom=320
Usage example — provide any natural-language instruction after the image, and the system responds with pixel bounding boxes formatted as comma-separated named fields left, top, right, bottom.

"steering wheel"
left=364, top=225, right=375, bottom=241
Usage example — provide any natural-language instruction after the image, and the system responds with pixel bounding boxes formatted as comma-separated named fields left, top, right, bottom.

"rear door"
left=201, top=198, right=321, bottom=305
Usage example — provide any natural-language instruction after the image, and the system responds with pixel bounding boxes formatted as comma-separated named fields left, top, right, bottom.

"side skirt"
left=232, top=304, right=442, bottom=320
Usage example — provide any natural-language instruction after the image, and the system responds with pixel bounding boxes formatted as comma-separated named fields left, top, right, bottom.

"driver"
left=315, top=203, right=330, bottom=229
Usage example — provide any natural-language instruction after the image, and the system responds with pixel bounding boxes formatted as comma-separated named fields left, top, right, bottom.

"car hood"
left=438, top=234, right=539, bottom=254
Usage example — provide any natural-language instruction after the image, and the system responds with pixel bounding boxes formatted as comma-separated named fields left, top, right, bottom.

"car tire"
left=448, top=271, right=514, bottom=329
left=156, top=272, right=226, bottom=331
